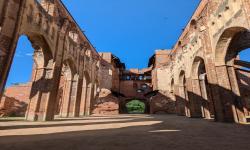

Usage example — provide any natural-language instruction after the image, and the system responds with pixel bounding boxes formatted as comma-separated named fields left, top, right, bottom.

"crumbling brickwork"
left=0, top=0, right=250, bottom=124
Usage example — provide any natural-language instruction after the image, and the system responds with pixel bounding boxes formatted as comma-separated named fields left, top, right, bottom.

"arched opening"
left=57, top=60, right=78, bottom=118
left=125, top=99, right=146, bottom=114
left=215, top=27, right=250, bottom=123
left=0, top=35, right=34, bottom=118
left=177, top=71, right=190, bottom=117
left=191, top=57, right=214, bottom=119
left=0, top=33, right=54, bottom=121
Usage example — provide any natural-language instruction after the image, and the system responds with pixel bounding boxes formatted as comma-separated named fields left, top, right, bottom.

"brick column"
left=84, top=84, right=92, bottom=116
left=175, top=85, right=186, bottom=116
left=174, top=85, right=182, bottom=116
left=0, top=0, right=24, bottom=100
left=215, top=65, right=236, bottom=122
left=227, top=66, right=246, bottom=123
left=60, top=79, right=72, bottom=117
left=199, top=75, right=212, bottom=119
left=74, top=77, right=83, bottom=117
left=188, top=78, right=202, bottom=118
left=79, top=79, right=87, bottom=116
left=205, top=58, right=224, bottom=122
left=26, top=65, right=55, bottom=121
left=68, top=77, right=79, bottom=117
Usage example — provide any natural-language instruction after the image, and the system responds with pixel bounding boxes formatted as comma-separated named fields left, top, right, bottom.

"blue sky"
left=6, top=0, right=204, bottom=86
left=61, top=0, right=200, bottom=69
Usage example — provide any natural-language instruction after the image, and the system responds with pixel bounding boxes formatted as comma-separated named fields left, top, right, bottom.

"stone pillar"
left=79, top=79, right=87, bottom=116
left=26, top=65, right=54, bottom=121
left=205, top=58, right=224, bottom=122
left=174, top=85, right=182, bottom=116
left=215, top=65, right=236, bottom=122
left=0, top=0, right=23, bottom=100
left=85, top=84, right=92, bottom=116
left=175, top=85, right=187, bottom=116
left=227, top=66, right=246, bottom=123
left=60, top=79, right=72, bottom=117
left=199, top=74, right=211, bottom=119
left=74, top=78, right=83, bottom=117
left=184, top=78, right=192, bottom=118
left=68, top=77, right=79, bottom=117
left=188, top=78, right=202, bottom=118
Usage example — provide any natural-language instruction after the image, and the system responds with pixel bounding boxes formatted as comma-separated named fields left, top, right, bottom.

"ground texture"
left=0, top=115, right=250, bottom=150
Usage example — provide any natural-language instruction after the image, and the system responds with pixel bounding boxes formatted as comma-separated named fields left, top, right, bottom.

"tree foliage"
left=126, top=100, right=145, bottom=114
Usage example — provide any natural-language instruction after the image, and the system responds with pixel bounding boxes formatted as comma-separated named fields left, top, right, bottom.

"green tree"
left=126, top=100, right=145, bottom=114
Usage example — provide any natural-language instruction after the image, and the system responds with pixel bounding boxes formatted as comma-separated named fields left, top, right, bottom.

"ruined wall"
left=119, top=80, right=151, bottom=99
left=92, top=89, right=119, bottom=115
left=152, top=0, right=250, bottom=123
left=150, top=91, right=176, bottom=114
left=236, top=69, right=250, bottom=116
left=0, top=0, right=107, bottom=121
left=0, top=83, right=31, bottom=116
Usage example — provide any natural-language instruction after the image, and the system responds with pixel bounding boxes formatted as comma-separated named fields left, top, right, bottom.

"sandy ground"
left=0, top=114, right=250, bottom=150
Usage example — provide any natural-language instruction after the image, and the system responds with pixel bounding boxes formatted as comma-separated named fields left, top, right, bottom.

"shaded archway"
left=191, top=56, right=214, bottom=119
left=215, top=27, right=250, bottom=123
left=177, top=71, right=190, bottom=117
left=58, top=59, right=78, bottom=118
left=0, top=35, right=34, bottom=118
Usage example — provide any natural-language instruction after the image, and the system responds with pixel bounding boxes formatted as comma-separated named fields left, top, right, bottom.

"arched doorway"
left=191, top=56, right=214, bottom=119
left=24, top=34, right=54, bottom=121
left=0, top=33, right=55, bottom=121
left=215, top=27, right=250, bottom=123
left=178, top=71, right=190, bottom=117
left=58, top=60, right=78, bottom=118
left=0, top=35, right=34, bottom=118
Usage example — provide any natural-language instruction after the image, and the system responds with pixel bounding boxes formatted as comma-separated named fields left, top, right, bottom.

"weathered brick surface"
left=0, top=83, right=31, bottom=116
left=92, top=89, right=119, bottom=115
left=150, top=91, right=176, bottom=114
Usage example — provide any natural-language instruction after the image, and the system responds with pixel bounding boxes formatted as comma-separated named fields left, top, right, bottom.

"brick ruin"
left=0, top=0, right=250, bottom=124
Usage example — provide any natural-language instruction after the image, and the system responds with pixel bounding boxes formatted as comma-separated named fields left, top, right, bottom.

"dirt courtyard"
left=0, top=114, right=250, bottom=150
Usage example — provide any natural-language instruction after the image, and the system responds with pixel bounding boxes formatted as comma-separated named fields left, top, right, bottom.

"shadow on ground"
left=0, top=114, right=250, bottom=150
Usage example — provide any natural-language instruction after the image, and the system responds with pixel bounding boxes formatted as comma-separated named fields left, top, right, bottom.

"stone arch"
left=214, top=27, right=249, bottom=66
left=58, top=58, right=79, bottom=118
left=176, top=70, right=190, bottom=117
left=214, top=26, right=250, bottom=123
left=15, top=33, right=55, bottom=121
left=190, top=56, right=214, bottom=119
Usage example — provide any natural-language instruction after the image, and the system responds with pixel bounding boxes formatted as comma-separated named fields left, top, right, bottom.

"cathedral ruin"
left=0, top=0, right=250, bottom=125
